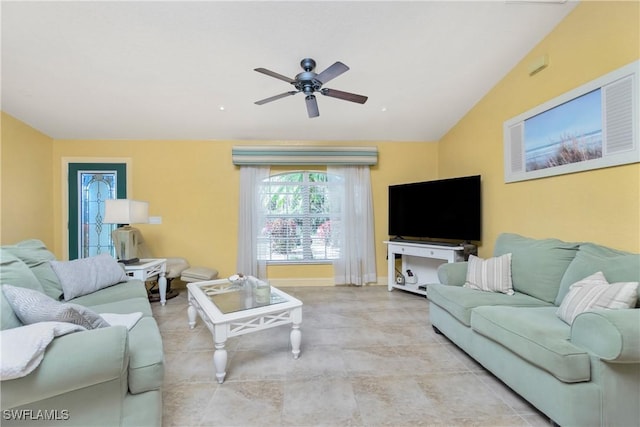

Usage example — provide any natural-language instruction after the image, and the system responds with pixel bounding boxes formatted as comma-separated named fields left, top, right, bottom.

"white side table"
left=384, top=241, right=466, bottom=296
left=123, top=258, right=168, bottom=305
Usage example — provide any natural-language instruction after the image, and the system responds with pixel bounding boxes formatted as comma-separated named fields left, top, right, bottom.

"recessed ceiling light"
left=381, top=107, right=387, bottom=112
left=219, top=106, right=226, bottom=111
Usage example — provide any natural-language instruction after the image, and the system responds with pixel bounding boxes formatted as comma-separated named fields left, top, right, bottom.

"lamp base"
left=112, top=227, right=142, bottom=265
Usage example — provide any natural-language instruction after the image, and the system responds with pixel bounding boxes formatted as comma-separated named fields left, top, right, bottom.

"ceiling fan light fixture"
left=305, top=94, right=319, bottom=118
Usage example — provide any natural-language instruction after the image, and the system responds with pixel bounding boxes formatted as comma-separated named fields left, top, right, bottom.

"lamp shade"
left=103, top=199, right=149, bottom=225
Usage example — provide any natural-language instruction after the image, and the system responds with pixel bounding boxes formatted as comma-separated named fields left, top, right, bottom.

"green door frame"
left=68, top=163, right=127, bottom=260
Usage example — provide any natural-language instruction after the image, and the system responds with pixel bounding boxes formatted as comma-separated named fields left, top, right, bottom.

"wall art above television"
left=504, top=60, right=639, bottom=183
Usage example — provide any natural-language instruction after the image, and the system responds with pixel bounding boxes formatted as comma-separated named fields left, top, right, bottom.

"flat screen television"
left=388, top=175, right=481, bottom=243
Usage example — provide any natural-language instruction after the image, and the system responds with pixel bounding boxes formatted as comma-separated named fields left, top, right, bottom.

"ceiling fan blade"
left=255, top=91, right=297, bottom=105
left=254, top=68, right=296, bottom=84
left=315, top=61, right=349, bottom=84
left=305, top=95, right=319, bottom=118
left=321, top=88, right=368, bottom=104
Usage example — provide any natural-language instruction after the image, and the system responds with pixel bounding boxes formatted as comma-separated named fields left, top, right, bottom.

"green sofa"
left=427, top=233, right=639, bottom=427
left=1, top=240, right=164, bottom=427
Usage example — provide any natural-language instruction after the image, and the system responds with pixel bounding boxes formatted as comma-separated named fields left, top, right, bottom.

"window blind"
left=232, top=146, right=378, bottom=166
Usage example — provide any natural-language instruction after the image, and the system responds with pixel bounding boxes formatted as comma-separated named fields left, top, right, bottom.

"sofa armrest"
left=571, top=309, right=640, bottom=363
left=1, top=326, right=129, bottom=409
left=436, top=262, right=468, bottom=286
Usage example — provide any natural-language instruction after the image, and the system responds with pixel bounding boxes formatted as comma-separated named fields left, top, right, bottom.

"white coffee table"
left=187, top=279, right=302, bottom=383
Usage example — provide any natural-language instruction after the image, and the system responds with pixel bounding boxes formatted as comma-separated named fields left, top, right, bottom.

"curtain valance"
left=232, top=146, right=377, bottom=166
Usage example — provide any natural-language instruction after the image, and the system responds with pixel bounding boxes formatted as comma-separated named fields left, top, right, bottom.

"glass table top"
left=201, top=283, right=287, bottom=314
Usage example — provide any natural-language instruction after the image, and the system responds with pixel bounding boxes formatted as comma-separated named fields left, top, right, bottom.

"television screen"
left=388, top=175, right=481, bottom=242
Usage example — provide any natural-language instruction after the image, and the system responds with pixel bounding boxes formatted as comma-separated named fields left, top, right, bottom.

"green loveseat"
left=427, top=233, right=639, bottom=427
left=1, top=240, right=164, bottom=427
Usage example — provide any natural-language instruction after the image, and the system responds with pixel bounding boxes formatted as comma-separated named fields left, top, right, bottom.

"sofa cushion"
left=0, top=250, right=45, bottom=293
left=464, top=253, right=514, bottom=295
left=2, top=239, right=64, bottom=300
left=1, top=285, right=109, bottom=329
left=88, top=297, right=154, bottom=318
left=50, top=254, right=128, bottom=301
left=494, top=233, right=579, bottom=304
left=471, top=306, right=591, bottom=383
left=1, top=249, right=45, bottom=330
left=427, top=283, right=551, bottom=326
left=1, top=290, right=22, bottom=330
left=556, top=243, right=640, bottom=306
left=69, top=280, right=148, bottom=307
left=125, top=316, right=164, bottom=394
left=557, top=272, right=638, bottom=325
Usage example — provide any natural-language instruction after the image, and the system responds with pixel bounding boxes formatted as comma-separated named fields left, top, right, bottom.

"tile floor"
left=152, top=285, right=550, bottom=427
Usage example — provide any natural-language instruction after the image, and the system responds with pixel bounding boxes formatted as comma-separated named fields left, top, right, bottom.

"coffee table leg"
left=290, top=306, right=302, bottom=359
left=214, top=342, right=227, bottom=383
left=290, top=323, right=301, bottom=359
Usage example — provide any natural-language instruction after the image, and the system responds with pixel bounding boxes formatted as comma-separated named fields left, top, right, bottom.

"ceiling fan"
left=254, top=58, right=368, bottom=118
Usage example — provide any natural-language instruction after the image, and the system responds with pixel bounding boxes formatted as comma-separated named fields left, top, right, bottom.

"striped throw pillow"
left=464, top=253, right=514, bottom=295
left=1, top=284, right=109, bottom=329
left=556, top=271, right=639, bottom=325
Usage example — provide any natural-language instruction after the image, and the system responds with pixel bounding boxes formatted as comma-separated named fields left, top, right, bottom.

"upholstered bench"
left=180, top=266, right=219, bottom=283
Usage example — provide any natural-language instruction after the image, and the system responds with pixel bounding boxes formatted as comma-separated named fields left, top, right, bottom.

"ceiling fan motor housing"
left=296, top=59, right=322, bottom=95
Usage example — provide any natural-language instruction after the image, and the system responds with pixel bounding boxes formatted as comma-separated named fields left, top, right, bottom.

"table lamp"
left=103, top=199, right=149, bottom=264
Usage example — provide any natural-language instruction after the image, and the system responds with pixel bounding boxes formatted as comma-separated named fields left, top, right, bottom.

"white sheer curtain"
left=328, top=166, right=377, bottom=286
left=236, top=165, right=270, bottom=279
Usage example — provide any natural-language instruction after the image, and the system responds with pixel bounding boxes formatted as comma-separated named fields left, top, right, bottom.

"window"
left=80, top=172, right=118, bottom=258
left=257, top=171, right=341, bottom=263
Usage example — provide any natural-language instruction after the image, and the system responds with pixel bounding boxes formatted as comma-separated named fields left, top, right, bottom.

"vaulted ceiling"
left=1, top=1, right=578, bottom=142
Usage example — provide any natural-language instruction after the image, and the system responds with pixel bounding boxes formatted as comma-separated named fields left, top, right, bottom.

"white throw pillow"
left=49, top=254, right=127, bottom=301
left=556, top=271, right=639, bottom=325
left=1, top=284, right=110, bottom=329
left=464, top=253, right=514, bottom=295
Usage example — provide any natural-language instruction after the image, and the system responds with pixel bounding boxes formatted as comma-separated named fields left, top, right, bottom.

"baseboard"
left=271, top=277, right=388, bottom=287
left=171, top=277, right=389, bottom=288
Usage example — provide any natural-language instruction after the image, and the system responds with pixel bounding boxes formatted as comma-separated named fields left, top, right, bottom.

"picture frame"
left=504, top=60, right=639, bottom=183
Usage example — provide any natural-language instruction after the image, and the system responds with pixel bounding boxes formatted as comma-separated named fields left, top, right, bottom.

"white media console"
left=384, top=240, right=471, bottom=296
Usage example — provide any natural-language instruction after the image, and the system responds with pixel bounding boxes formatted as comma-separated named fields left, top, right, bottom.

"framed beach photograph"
left=504, top=60, right=639, bottom=183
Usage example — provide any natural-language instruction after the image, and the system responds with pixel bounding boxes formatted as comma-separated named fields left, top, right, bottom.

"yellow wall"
left=439, top=1, right=640, bottom=256
left=1, top=112, right=54, bottom=247
left=50, top=139, right=438, bottom=282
